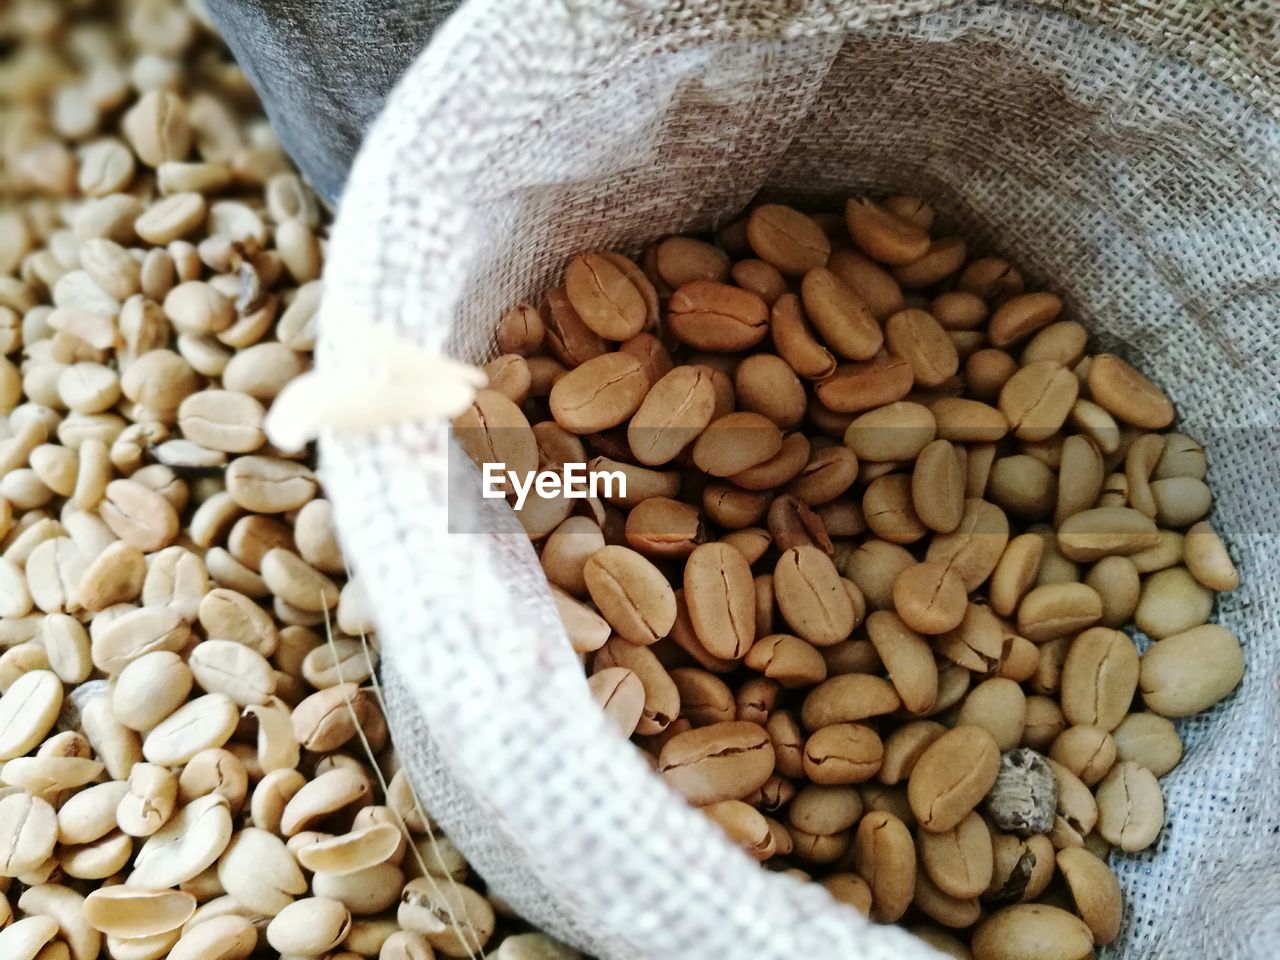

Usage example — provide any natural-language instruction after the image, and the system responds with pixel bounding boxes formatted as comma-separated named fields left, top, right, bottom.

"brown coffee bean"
left=1111, top=712, right=1182, bottom=778
left=825, top=248, right=904, bottom=320
left=549, top=353, right=650, bottom=434
left=1095, top=760, right=1164, bottom=852
left=542, top=287, right=607, bottom=367
left=959, top=679, right=1027, bottom=752
left=929, top=399, right=1008, bottom=445
left=587, top=667, right=646, bottom=737
left=837, top=539, right=912, bottom=611
left=734, top=354, right=806, bottom=430
left=1056, top=506, right=1159, bottom=562
left=885, top=309, right=958, bottom=387
left=770, top=294, right=836, bottom=379
left=878, top=721, right=946, bottom=786
left=123, top=90, right=192, bottom=167
left=787, top=447, right=858, bottom=509
left=701, top=483, right=770, bottom=529
left=1139, top=624, right=1244, bottom=717
left=496, top=302, right=544, bottom=356
left=927, top=292, right=985, bottom=332
left=932, top=602, right=1004, bottom=675
left=852, top=811, right=916, bottom=922
left=1023, top=320, right=1088, bottom=369
left=972, top=904, right=1093, bottom=960
left=683, top=543, right=755, bottom=660
left=564, top=253, right=648, bottom=340
left=668, top=667, right=736, bottom=727
left=177, top=389, right=266, bottom=453
left=892, top=562, right=966, bottom=635
left=987, top=454, right=1056, bottom=519
left=820, top=363, right=914, bottom=429
left=731, top=432, right=811, bottom=491
left=774, top=546, right=857, bottom=647
left=1126, top=528, right=1184, bottom=574
left=1150, top=476, right=1211, bottom=528
left=1052, top=435, right=1104, bottom=528
left=616, top=332, right=671, bottom=387
left=623, top=498, right=705, bottom=559
left=720, top=528, right=771, bottom=566
left=986, top=292, right=1062, bottom=348
left=101, top=479, right=179, bottom=551
left=653, top=237, right=730, bottom=288
left=1056, top=846, right=1123, bottom=944
left=1060, top=627, right=1140, bottom=731
left=767, top=493, right=833, bottom=555
left=1016, top=582, right=1103, bottom=642
left=524, top=356, right=567, bottom=398
left=1133, top=565, right=1212, bottom=639
left=1049, top=725, right=1117, bottom=787
left=893, top=235, right=966, bottom=288
left=1030, top=636, right=1071, bottom=697
left=164, top=281, right=234, bottom=337
left=1087, top=353, right=1174, bottom=429
left=223, top=456, right=318, bottom=514
left=865, top=471, right=926, bottom=545
left=919, top=811, right=994, bottom=900
left=925, top=498, right=1010, bottom=591
left=482, top=354, right=531, bottom=405
left=908, top=725, right=1001, bottom=832
left=802, top=723, right=883, bottom=785
left=801, top=267, right=883, bottom=361
left=551, top=586, right=609, bottom=654
left=730, top=259, right=787, bottom=306
left=998, top=361, right=1078, bottom=441
left=691, top=413, right=782, bottom=478
left=657, top=721, right=774, bottom=804
left=845, top=199, right=930, bottom=265
left=586, top=456, right=680, bottom=509
left=989, top=533, right=1045, bottom=618
left=844, top=401, right=936, bottom=463
left=742, top=634, right=826, bottom=688
left=583, top=546, right=676, bottom=646
left=1080, top=556, right=1139, bottom=631
left=747, top=204, right=830, bottom=276
left=788, top=824, right=849, bottom=864
left=595, top=649, right=671, bottom=737
left=865, top=611, right=938, bottom=715
left=626, top=367, right=716, bottom=466
left=910, top=439, right=965, bottom=534
left=964, top=352, right=1019, bottom=409
left=783, top=784, right=859, bottom=839
left=801, top=673, right=901, bottom=730
left=702, top=799, right=774, bottom=860
left=667, top=281, right=769, bottom=352
left=665, top=593, right=737, bottom=675
left=1019, top=697, right=1066, bottom=754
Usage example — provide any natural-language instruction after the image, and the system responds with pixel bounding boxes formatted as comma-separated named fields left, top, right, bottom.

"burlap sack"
left=309, top=1, right=1280, bottom=957
left=208, top=0, right=463, bottom=202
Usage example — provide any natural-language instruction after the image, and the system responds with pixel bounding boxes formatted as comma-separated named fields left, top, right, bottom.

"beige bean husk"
left=311, top=2, right=1279, bottom=958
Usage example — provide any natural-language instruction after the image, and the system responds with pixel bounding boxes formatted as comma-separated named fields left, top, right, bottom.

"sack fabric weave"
left=312, top=1, right=1280, bottom=957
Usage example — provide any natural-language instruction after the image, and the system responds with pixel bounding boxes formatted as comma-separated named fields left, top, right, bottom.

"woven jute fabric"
left=313, top=1, right=1280, bottom=957
left=208, top=0, right=464, bottom=201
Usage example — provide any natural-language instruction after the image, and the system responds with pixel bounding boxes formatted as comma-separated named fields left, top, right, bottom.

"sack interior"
left=417, top=5, right=1279, bottom=955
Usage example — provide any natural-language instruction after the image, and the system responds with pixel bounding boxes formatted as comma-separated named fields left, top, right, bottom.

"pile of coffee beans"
left=458, top=195, right=1245, bottom=958
left=0, top=2, right=579, bottom=958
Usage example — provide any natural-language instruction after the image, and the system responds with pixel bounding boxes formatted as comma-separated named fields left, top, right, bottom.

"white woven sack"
left=312, top=1, right=1280, bottom=957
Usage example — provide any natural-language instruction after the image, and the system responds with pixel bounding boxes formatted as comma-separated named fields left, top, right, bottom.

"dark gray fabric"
left=207, top=0, right=461, bottom=202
